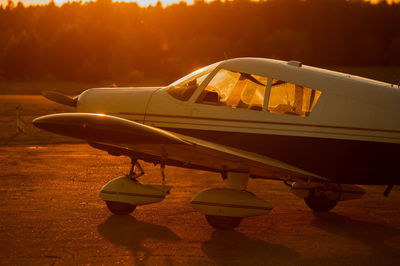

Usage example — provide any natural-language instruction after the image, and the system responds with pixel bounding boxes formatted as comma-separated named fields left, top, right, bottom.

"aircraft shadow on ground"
left=308, top=212, right=400, bottom=265
left=97, top=215, right=181, bottom=265
left=201, top=230, right=299, bottom=265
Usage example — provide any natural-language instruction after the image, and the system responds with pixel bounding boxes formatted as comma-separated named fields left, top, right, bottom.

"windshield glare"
left=168, top=62, right=219, bottom=87
left=166, top=62, right=219, bottom=101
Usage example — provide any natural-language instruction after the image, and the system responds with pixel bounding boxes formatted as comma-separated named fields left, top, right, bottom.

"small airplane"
left=33, top=58, right=400, bottom=230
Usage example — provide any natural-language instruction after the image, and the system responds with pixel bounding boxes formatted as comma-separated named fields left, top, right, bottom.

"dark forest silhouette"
left=0, top=0, right=399, bottom=85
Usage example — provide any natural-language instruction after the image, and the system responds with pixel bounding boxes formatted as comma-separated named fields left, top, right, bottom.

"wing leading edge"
left=33, top=113, right=328, bottom=182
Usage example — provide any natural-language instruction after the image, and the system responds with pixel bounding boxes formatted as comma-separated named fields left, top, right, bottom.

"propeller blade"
left=42, top=90, right=77, bottom=107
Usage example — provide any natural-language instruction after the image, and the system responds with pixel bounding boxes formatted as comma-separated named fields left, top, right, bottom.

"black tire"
left=105, top=201, right=136, bottom=215
left=205, top=215, right=242, bottom=230
left=304, top=189, right=338, bottom=212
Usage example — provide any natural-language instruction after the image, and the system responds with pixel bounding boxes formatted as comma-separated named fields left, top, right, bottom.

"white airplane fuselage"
left=75, top=58, right=400, bottom=185
left=32, top=58, right=400, bottom=228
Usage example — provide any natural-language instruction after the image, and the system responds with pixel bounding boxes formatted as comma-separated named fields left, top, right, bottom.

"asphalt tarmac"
left=0, top=144, right=400, bottom=265
left=1, top=95, right=400, bottom=265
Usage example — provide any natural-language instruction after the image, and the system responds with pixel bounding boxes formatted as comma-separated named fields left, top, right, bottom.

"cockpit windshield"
left=166, top=62, right=219, bottom=101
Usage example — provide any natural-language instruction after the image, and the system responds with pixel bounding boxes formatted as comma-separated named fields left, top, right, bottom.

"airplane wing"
left=33, top=113, right=328, bottom=182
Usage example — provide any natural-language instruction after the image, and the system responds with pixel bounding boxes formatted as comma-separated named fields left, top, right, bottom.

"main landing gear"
left=191, top=172, right=273, bottom=230
left=205, top=215, right=243, bottom=230
left=106, top=201, right=137, bottom=215
left=100, top=158, right=171, bottom=216
left=290, top=181, right=366, bottom=212
left=304, top=188, right=337, bottom=212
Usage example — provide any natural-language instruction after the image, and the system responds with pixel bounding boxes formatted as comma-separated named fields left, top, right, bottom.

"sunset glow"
left=1, top=0, right=399, bottom=7
left=1, top=0, right=399, bottom=85
left=0, top=0, right=201, bottom=7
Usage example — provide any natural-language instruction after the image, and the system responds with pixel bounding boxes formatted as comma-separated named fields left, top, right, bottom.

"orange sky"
left=0, top=0, right=198, bottom=7
left=1, top=0, right=399, bottom=7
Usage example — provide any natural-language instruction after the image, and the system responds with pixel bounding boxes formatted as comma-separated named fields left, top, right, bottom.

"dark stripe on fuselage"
left=115, top=112, right=400, bottom=134
left=160, top=127, right=400, bottom=185
left=145, top=119, right=400, bottom=141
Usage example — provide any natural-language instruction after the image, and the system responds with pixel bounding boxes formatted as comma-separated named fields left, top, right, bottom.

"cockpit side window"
left=196, top=69, right=267, bottom=111
left=267, top=79, right=321, bottom=117
left=166, top=63, right=218, bottom=101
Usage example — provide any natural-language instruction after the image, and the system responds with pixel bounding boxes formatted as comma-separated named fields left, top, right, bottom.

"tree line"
left=0, top=0, right=399, bottom=85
